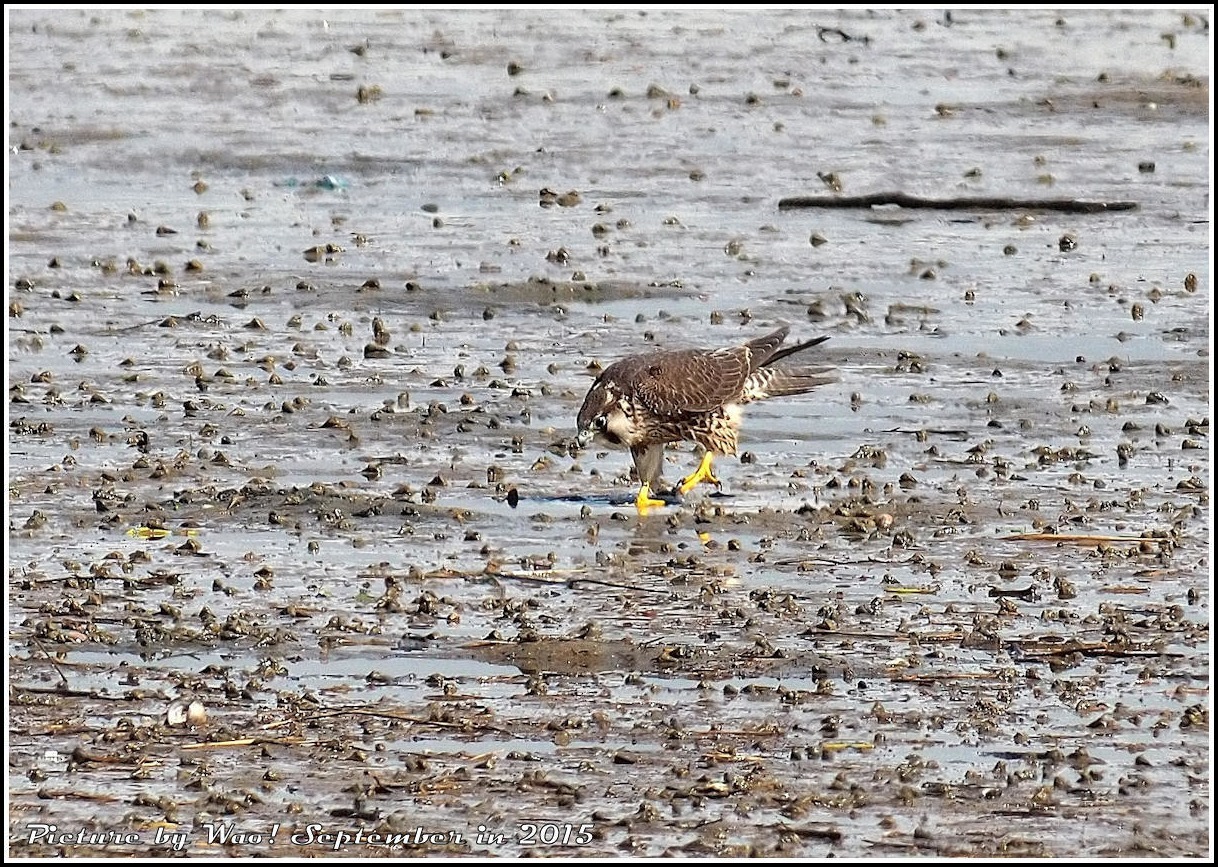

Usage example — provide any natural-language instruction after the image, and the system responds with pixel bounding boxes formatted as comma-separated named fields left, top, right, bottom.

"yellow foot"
left=635, top=483, right=669, bottom=515
left=678, top=452, right=721, bottom=495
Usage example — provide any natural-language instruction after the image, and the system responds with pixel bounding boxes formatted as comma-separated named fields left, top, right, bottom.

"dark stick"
left=778, top=192, right=1138, bottom=213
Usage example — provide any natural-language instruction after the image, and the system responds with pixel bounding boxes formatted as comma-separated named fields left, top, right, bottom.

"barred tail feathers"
left=741, top=366, right=836, bottom=402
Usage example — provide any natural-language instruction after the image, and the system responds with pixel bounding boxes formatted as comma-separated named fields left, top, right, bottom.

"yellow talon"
left=678, top=452, right=720, bottom=495
left=635, top=483, right=668, bottom=514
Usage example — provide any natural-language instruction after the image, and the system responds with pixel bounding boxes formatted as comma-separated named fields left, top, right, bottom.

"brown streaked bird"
left=575, top=326, right=833, bottom=512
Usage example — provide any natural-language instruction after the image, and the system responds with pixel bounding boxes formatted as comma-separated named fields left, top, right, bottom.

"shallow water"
left=6, top=6, right=1212, bottom=859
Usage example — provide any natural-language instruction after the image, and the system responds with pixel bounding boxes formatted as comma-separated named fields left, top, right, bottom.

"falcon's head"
left=575, top=375, right=635, bottom=448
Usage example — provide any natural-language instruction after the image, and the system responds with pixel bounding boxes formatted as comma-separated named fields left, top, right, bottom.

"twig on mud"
left=32, top=788, right=123, bottom=802
left=30, top=636, right=70, bottom=686
left=296, top=706, right=517, bottom=738
left=69, top=745, right=150, bottom=766
left=773, top=824, right=844, bottom=842
left=766, top=556, right=887, bottom=568
left=567, top=576, right=673, bottom=595
left=181, top=737, right=305, bottom=751
left=891, top=672, right=1007, bottom=683
left=702, top=751, right=771, bottom=763
left=778, top=193, right=1138, bottom=213
left=1009, top=640, right=1169, bottom=660
left=696, top=727, right=785, bottom=739
left=482, top=570, right=574, bottom=588
left=885, top=427, right=971, bottom=438
left=110, top=311, right=222, bottom=333
left=11, top=684, right=142, bottom=700
left=816, top=25, right=858, bottom=43
left=1005, top=533, right=1154, bottom=543
left=487, top=569, right=672, bottom=596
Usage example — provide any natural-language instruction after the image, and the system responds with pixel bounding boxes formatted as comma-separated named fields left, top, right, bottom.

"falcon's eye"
left=594, top=415, right=608, bottom=431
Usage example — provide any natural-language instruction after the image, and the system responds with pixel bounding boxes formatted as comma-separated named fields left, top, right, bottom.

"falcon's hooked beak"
left=576, top=410, right=612, bottom=449
left=572, top=406, right=606, bottom=448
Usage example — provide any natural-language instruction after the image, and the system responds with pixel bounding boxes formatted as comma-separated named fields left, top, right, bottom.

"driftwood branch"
left=778, top=193, right=1138, bottom=213
left=1005, top=533, right=1151, bottom=543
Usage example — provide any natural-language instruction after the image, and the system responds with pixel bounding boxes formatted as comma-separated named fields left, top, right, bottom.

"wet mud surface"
left=6, top=8, right=1211, bottom=859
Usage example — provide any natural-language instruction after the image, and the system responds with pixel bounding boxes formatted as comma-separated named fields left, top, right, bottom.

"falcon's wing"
left=742, top=327, right=791, bottom=367
left=629, top=346, right=752, bottom=416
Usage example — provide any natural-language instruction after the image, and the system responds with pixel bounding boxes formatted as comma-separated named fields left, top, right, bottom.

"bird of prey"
left=575, top=326, right=833, bottom=512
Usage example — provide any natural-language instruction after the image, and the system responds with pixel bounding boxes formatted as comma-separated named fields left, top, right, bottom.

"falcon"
left=575, top=326, right=833, bottom=512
